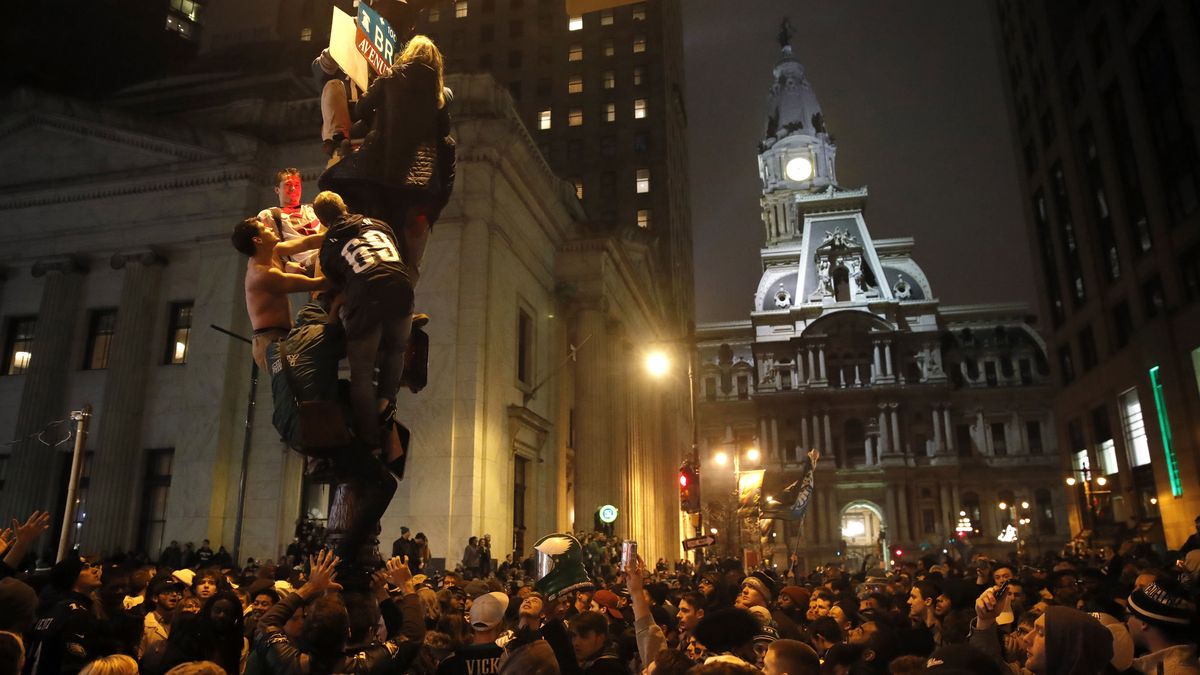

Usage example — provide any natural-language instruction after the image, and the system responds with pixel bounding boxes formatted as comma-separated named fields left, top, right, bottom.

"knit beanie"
left=740, top=571, right=775, bottom=603
left=49, top=557, right=84, bottom=592
left=1126, top=582, right=1196, bottom=629
left=1044, top=606, right=1113, bottom=675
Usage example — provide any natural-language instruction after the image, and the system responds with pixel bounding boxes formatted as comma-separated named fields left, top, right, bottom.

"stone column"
left=572, top=305, right=612, bottom=530
left=865, top=436, right=875, bottom=466
left=82, top=252, right=167, bottom=554
left=890, top=407, right=901, bottom=456
left=943, top=409, right=954, bottom=453
left=818, top=346, right=827, bottom=381
left=806, top=348, right=815, bottom=383
left=1011, top=412, right=1024, bottom=454
left=796, top=350, right=805, bottom=383
left=801, top=415, right=810, bottom=451
left=823, top=413, right=834, bottom=467
left=770, top=418, right=780, bottom=461
left=932, top=407, right=944, bottom=455
left=884, top=341, right=894, bottom=377
left=0, top=259, right=87, bottom=528
left=878, top=408, right=890, bottom=455
left=811, top=414, right=821, bottom=451
left=872, top=343, right=882, bottom=382
left=759, top=418, right=769, bottom=455
left=976, top=410, right=987, bottom=455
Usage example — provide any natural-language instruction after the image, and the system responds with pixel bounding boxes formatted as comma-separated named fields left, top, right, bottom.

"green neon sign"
left=1149, top=366, right=1182, bottom=497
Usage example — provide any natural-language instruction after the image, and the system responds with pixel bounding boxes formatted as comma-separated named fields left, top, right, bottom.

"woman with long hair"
left=319, top=34, right=456, bottom=276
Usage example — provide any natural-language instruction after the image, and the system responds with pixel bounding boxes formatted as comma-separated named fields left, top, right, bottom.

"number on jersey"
left=340, top=229, right=400, bottom=273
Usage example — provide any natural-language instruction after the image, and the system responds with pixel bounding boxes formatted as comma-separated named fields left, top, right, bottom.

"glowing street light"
left=746, top=447, right=761, bottom=463
left=1096, top=476, right=1108, bottom=486
left=644, top=351, right=670, bottom=378
left=710, top=527, right=718, bottom=535
left=1021, top=501, right=1030, bottom=509
left=713, top=451, right=729, bottom=467
left=1065, top=476, right=1077, bottom=486
left=998, top=502, right=1008, bottom=511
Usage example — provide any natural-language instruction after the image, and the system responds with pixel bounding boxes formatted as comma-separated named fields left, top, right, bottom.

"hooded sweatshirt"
left=1045, top=606, right=1113, bottom=675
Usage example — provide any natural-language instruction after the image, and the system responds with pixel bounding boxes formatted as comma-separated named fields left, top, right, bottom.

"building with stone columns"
left=0, top=72, right=686, bottom=566
left=694, top=37, right=1068, bottom=569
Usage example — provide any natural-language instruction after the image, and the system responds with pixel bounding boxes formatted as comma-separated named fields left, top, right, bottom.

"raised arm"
left=276, top=231, right=326, bottom=258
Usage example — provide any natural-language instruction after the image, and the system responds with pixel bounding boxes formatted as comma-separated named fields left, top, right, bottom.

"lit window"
left=637, top=209, right=650, bottom=228
left=631, top=2, right=646, bottom=20
left=600, top=10, right=614, bottom=26
left=603, top=39, right=614, bottom=57
left=573, top=178, right=584, bottom=200
left=1120, top=388, right=1152, bottom=466
left=569, top=108, right=583, bottom=126
left=455, top=0, right=468, bottom=18
left=3, top=316, right=35, bottom=375
left=568, top=76, right=583, bottom=94
left=568, top=16, right=583, bottom=31
left=84, top=309, right=117, bottom=370
left=568, top=44, right=583, bottom=61
left=166, top=302, right=193, bottom=365
left=603, top=70, right=615, bottom=89
left=538, top=109, right=552, bottom=130
left=605, top=103, right=615, bottom=122
left=633, top=99, right=647, bottom=119
left=636, top=168, right=650, bottom=193
left=633, top=66, right=644, bottom=86
left=300, top=27, right=312, bottom=41
left=429, top=7, right=440, bottom=22
left=633, top=35, right=646, bottom=53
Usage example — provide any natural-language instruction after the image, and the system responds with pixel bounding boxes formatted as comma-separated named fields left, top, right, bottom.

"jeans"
left=345, top=309, right=413, bottom=448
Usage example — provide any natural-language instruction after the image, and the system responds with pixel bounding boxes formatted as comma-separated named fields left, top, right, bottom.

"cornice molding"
left=31, top=255, right=89, bottom=277
left=110, top=249, right=168, bottom=270
left=0, top=161, right=258, bottom=210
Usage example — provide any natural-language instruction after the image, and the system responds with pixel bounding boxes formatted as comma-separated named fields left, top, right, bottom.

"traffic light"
left=679, top=463, right=700, bottom=513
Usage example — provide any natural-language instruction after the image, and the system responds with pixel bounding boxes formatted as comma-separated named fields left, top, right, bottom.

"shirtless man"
left=257, top=168, right=324, bottom=273
left=230, top=217, right=327, bottom=369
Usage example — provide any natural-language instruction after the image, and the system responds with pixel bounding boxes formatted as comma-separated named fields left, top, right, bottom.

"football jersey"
left=318, top=214, right=411, bottom=299
left=257, top=204, right=322, bottom=268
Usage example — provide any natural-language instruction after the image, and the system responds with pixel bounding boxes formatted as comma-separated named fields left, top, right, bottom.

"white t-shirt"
left=257, top=204, right=322, bottom=269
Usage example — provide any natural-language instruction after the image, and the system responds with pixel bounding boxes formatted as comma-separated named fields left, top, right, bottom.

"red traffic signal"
left=679, top=463, right=700, bottom=513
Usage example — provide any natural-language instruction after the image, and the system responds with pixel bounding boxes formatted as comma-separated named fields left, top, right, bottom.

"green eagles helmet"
left=532, top=533, right=594, bottom=600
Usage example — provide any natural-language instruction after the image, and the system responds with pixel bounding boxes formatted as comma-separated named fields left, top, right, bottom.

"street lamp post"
left=714, top=446, right=761, bottom=565
left=644, top=322, right=704, bottom=567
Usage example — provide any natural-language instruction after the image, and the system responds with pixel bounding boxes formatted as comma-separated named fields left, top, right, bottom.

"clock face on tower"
left=785, top=156, right=813, bottom=182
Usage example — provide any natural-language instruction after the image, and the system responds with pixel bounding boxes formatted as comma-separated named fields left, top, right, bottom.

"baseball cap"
left=593, top=589, right=623, bottom=620
left=469, top=591, right=509, bottom=630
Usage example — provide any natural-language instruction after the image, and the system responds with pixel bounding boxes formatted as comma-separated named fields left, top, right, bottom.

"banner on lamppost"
left=737, top=469, right=765, bottom=514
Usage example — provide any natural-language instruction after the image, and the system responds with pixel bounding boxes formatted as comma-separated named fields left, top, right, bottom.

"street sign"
left=683, top=535, right=715, bottom=551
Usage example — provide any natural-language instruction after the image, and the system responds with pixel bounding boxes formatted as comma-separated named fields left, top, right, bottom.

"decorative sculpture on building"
left=774, top=284, right=793, bottom=308
left=893, top=278, right=912, bottom=300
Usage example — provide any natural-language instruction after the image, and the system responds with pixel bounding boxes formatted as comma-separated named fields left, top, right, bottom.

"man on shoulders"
left=258, top=168, right=325, bottom=273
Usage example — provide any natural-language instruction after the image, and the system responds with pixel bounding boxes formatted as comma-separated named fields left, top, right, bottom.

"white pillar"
left=884, top=341, right=895, bottom=376
left=879, top=409, right=890, bottom=454
left=812, top=414, right=821, bottom=451
left=865, top=437, right=875, bottom=466
left=818, top=346, right=827, bottom=381
left=872, top=343, right=882, bottom=381
left=797, top=350, right=806, bottom=383
left=932, top=407, right=944, bottom=455
left=770, top=418, right=780, bottom=460
left=824, top=413, right=834, bottom=465
left=891, top=408, right=901, bottom=456
left=801, top=415, right=810, bottom=450
left=943, top=409, right=954, bottom=453
left=976, top=410, right=987, bottom=455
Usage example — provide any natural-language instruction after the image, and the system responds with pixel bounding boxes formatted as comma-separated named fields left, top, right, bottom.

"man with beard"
left=138, top=577, right=184, bottom=663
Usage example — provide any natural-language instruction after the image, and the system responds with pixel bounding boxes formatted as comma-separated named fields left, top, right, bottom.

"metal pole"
left=57, top=405, right=91, bottom=562
left=231, top=361, right=259, bottom=565
left=686, top=321, right=704, bottom=569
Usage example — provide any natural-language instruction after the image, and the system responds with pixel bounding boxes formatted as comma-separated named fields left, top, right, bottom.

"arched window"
left=1036, top=488, right=1055, bottom=535
left=962, top=491, right=982, bottom=535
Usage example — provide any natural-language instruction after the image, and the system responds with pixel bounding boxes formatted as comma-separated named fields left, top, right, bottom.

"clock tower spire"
left=758, top=19, right=839, bottom=245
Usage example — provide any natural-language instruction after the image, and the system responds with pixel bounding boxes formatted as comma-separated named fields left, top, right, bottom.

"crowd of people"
left=1, top=507, right=1198, bottom=675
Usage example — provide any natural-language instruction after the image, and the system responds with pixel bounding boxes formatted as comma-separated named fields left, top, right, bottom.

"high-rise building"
left=992, top=0, right=1200, bottom=548
left=412, top=0, right=693, bottom=330
left=695, top=32, right=1065, bottom=568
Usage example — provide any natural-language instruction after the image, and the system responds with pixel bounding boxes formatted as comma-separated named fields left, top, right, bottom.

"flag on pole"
left=764, top=456, right=817, bottom=524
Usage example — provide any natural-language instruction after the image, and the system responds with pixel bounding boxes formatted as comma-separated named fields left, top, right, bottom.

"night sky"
left=681, top=1, right=1035, bottom=323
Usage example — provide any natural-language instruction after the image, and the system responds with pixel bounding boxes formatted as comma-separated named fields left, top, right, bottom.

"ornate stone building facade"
left=695, top=39, right=1068, bottom=568
left=0, top=72, right=686, bottom=566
